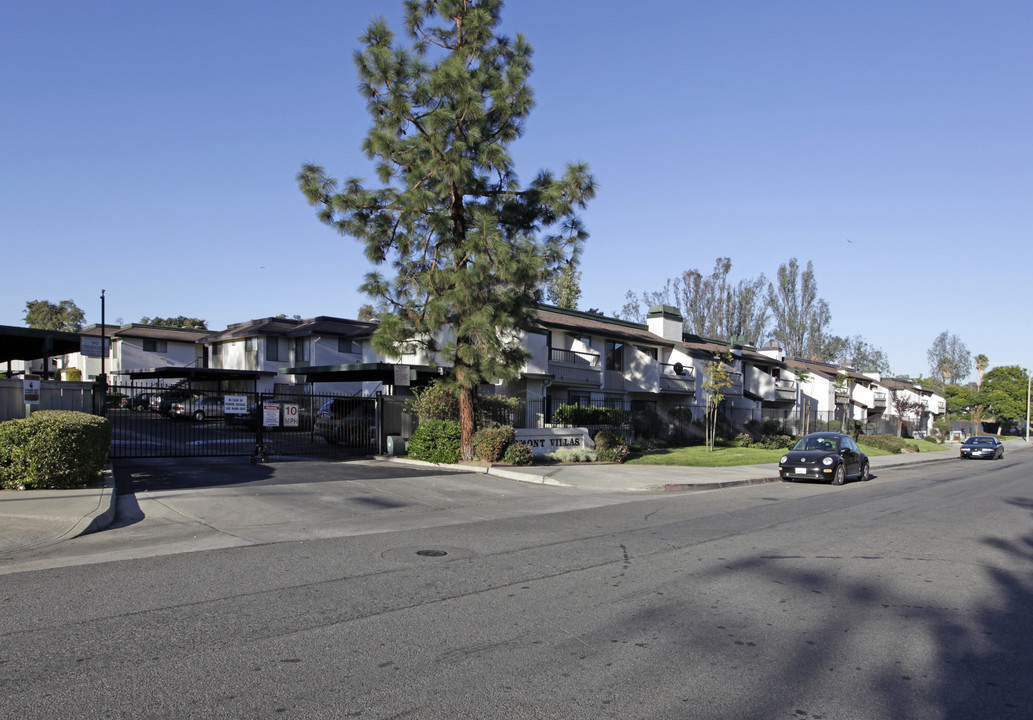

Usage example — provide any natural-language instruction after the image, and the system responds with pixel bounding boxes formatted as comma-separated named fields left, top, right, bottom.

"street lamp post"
left=1025, top=372, right=1030, bottom=444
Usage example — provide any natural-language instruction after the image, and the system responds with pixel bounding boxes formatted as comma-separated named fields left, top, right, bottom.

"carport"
left=280, top=361, right=448, bottom=448
left=0, top=324, right=83, bottom=379
left=112, top=366, right=274, bottom=393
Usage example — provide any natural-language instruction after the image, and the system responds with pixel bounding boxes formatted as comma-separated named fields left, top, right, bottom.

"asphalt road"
left=2, top=453, right=1031, bottom=719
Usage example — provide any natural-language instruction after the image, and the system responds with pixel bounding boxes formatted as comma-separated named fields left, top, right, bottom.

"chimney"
left=647, top=305, right=684, bottom=341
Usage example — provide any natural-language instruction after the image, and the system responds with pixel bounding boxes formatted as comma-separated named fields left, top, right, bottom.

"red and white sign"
left=263, top=403, right=280, bottom=427
left=282, top=403, right=300, bottom=428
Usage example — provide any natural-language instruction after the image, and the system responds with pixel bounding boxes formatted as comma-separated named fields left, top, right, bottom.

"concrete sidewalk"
left=0, top=469, right=116, bottom=557
left=1, top=439, right=1027, bottom=558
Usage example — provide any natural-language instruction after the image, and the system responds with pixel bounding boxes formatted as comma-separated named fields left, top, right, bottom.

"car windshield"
left=793, top=436, right=837, bottom=452
left=967, top=437, right=992, bottom=445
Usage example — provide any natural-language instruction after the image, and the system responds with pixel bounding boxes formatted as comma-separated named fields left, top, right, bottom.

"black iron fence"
left=106, top=382, right=377, bottom=460
left=518, top=398, right=918, bottom=446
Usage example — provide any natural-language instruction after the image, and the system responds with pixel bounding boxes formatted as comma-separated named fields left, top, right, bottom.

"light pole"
left=1025, top=371, right=1030, bottom=443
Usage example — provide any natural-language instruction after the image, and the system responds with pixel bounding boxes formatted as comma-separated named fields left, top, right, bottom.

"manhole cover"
left=416, top=549, right=448, bottom=557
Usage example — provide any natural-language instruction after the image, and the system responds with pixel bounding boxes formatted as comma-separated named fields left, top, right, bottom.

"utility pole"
left=1025, top=372, right=1030, bottom=444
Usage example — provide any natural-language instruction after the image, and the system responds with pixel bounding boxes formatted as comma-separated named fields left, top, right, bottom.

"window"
left=245, top=337, right=256, bottom=352
left=143, top=340, right=168, bottom=353
left=294, top=337, right=309, bottom=362
left=266, top=338, right=283, bottom=362
left=211, top=343, right=222, bottom=357
left=605, top=341, right=624, bottom=371
left=338, top=338, right=359, bottom=354
left=636, top=345, right=658, bottom=361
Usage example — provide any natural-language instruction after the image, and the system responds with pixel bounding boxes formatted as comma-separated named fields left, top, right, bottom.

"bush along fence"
left=518, top=399, right=918, bottom=447
left=0, top=410, right=111, bottom=489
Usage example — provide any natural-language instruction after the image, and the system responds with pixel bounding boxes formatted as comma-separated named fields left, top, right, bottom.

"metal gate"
left=106, top=382, right=378, bottom=460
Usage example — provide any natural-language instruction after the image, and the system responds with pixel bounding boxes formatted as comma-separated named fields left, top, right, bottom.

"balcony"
left=873, top=392, right=887, bottom=409
left=549, top=348, right=602, bottom=387
left=659, top=362, right=695, bottom=394
left=775, top=379, right=797, bottom=402
left=744, top=367, right=792, bottom=403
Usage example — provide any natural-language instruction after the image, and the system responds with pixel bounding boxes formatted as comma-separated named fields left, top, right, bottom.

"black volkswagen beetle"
left=959, top=436, right=1004, bottom=460
left=779, top=432, right=870, bottom=486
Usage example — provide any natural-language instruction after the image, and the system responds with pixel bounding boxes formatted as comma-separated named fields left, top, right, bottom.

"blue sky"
left=2, top=1, right=1030, bottom=380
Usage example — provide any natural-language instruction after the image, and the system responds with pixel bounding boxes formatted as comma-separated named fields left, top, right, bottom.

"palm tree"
left=974, top=354, right=989, bottom=391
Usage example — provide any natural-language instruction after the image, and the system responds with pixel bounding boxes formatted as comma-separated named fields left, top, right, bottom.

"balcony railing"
left=549, top=348, right=602, bottom=386
left=873, top=392, right=887, bottom=407
left=775, top=379, right=797, bottom=402
left=659, top=362, right=695, bottom=393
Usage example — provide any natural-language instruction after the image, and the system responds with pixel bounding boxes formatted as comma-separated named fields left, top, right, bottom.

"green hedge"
left=407, top=419, right=462, bottom=464
left=0, top=410, right=111, bottom=489
left=859, top=434, right=921, bottom=454
left=472, top=425, right=515, bottom=462
left=552, top=404, right=629, bottom=427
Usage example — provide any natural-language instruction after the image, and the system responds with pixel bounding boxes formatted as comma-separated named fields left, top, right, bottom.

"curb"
left=660, top=476, right=782, bottom=492
left=77, top=466, right=118, bottom=537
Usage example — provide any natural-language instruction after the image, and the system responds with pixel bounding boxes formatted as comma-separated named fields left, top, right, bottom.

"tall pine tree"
left=298, top=0, right=594, bottom=459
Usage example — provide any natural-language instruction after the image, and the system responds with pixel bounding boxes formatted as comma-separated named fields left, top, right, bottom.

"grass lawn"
left=627, top=439, right=951, bottom=467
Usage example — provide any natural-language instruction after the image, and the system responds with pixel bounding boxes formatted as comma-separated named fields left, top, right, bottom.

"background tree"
left=24, top=299, right=85, bottom=332
left=974, top=353, right=989, bottom=391
left=546, top=261, right=582, bottom=310
left=298, top=0, right=595, bottom=459
left=926, top=331, right=970, bottom=385
left=977, top=365, right=1029, bottom=424
left=357, top=304, right=378, bottom=322
left=833, top=335, right=891, bottom=374
left=140, top=316, right=208, bottom=329
left=616, top=257, right=768, bottom=344
left=765, top=258, right=831, bottom=359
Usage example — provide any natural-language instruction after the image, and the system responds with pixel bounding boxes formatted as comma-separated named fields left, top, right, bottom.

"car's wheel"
left=831, top=464, right=846, bottom=486
left=193, top=411, right=205, bottom=422
left=858, top=460, right=870, bottom=481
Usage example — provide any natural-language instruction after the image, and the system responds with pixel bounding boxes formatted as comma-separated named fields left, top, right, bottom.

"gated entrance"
left=107, top=381, right=379, bottom=460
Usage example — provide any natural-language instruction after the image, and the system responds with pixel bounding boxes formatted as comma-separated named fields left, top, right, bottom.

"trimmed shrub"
left=594, top=429, right=619, bottom=449
left=596, top=443, right=630, bottom=463
left=472, top=425, right=515, bottom=462
left=406, top=419, right=462, bottom=464
left=859, top=434, right=921, bottom=454
left=503, top=442, right=534, bottom=466
left=552, top=404, right=629, bottom=427
left=0, top=410, right=111, bottom=490
left=548, top=447, right=597, bottom=463
left=408, top=382, right=460, bottom=423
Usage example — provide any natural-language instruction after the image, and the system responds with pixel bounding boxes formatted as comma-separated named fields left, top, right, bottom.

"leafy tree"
left=24, top=299, right=85, bottom=332
left=943, top=383, right=976, bottom=416
left=977, top=365, right=1029, bottom=423
left=298, top=0, right=595, bottom=459
left=546, top=261, right=582, bottom=310
left=357, top=304, right=378, bottom=322
left=140, top=316, right=208, bottom=329
left=702, top=354, right=735, bottom=451
left=926, top=331, right=970, bottom=386
left=889, top=388, right=926, bottom=437
left=766, top=258, right=831, bottom=359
